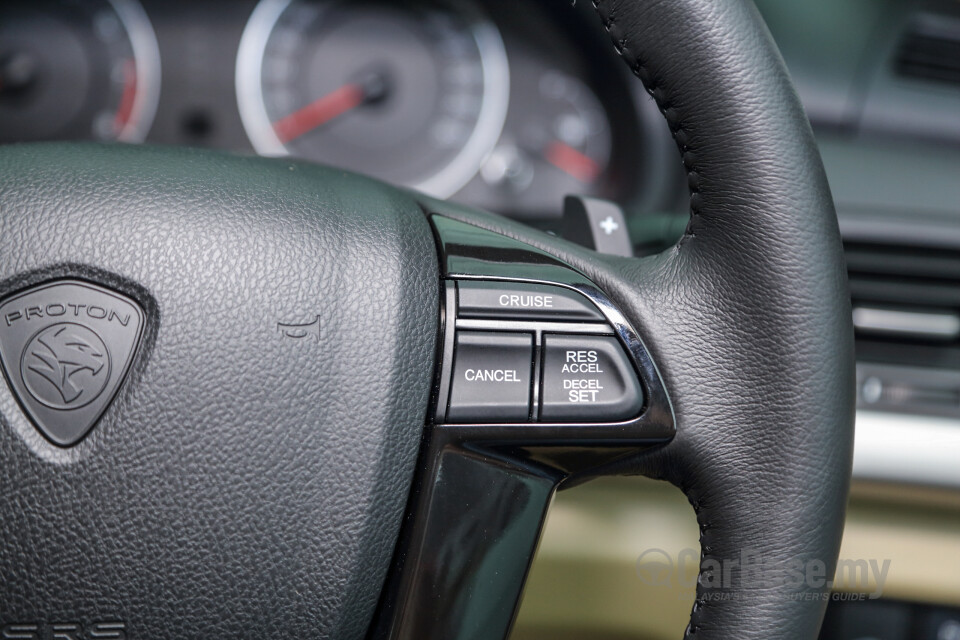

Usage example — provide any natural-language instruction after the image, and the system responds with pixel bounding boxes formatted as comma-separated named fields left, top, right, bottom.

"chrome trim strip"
left=111, top=0, right=162, bottom=141
left=852, top=307, right=960, bottom=340
left=455, top=318, right=615, bottom=335
left=854, top=410, right=960, bottom=488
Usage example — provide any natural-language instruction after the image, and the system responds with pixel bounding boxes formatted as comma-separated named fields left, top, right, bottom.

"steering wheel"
left=0, top=0, right=854, bottom=639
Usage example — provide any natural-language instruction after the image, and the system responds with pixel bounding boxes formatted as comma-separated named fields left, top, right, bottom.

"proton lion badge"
left=0, top=280, right=145, bottom=446
left=23, top=324, right=111, bottom=409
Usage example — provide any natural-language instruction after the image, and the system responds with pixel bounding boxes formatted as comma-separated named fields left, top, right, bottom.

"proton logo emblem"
left=0, top=280, right=144, bottom=446
left=22, top=323, right=112, bottom=410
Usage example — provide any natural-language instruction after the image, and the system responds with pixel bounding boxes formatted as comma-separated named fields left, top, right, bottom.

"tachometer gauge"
left=481, top=70, right=611, bottom=201
left=456, top=67, right=614, bottom=216
left=0, top=0, right=160, bottom=143
left=236, top=0, right=509, bottom=198
left=534, top=71, right=612, bottom=186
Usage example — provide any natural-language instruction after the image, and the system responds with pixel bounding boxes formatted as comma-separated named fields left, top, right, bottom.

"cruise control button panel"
left=437, top=279, right=646, bottom=425
left=540, top=335, right=644, bottom=422
left=458, top=281, right=604, bottom=322
left=447, top=331, right=533, bottom=423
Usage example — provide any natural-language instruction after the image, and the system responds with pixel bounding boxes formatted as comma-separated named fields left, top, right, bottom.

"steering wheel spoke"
left=370, top=209, right=676, bottom=639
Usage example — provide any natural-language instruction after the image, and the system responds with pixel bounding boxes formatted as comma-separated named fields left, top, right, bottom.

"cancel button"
left=448, top=331, right=533, bottom=423
left=540, top=334, right=643, bottom=422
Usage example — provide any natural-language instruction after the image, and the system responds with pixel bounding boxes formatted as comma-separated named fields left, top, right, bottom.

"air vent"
left=894, top=11, right=960, bottom=86
left=846, top=241, right=960, bottom=367
left=847, top=241, right=960, bottom=417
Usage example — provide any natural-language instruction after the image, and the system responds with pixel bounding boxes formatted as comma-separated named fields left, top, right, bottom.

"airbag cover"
left=0, top=144, right=438, bottom=640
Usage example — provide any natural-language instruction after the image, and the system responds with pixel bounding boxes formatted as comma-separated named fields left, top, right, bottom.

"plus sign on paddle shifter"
left=599, top=215, right=619, bottom=235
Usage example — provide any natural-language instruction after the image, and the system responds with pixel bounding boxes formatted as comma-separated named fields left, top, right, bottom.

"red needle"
left=273, top=83, right=366, bottom=144
left=544, top=141, right=601, bottom=184
left=113, top=59, right=138, bottom=135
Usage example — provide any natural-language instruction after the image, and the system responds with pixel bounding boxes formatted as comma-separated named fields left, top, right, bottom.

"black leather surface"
left=419, top=0, right=856, bottom=637
left=0, top=144, right=438, bottom=639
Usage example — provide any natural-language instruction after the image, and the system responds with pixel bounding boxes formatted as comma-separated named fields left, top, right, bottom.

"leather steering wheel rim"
left=423, top=0, right=856, bottom=636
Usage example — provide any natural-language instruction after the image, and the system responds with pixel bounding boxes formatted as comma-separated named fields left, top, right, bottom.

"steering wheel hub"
left=0, top=144, right=439, bottom=638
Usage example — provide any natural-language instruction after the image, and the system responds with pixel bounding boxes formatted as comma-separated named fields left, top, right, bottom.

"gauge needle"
left=273, top=82, right=368, bottom=144
left=113, top=59, right=138, bottom=136
left=544, top=141, right=601, bottom=184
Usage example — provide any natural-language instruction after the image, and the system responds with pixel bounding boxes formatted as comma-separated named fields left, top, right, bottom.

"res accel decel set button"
left=540, top=334, right=644, bottom=422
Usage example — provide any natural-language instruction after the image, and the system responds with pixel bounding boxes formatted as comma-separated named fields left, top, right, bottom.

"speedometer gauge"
left=236, top=0, right=509, bottom=199
left=0, top=0, right=160, bottom=144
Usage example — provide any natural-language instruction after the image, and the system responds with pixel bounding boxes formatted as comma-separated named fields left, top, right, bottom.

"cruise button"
left=447, top=331, right=533, bottom=423
left=458, top=281, right=604, bottom=322
left=540, top=334, right=643, bottom=422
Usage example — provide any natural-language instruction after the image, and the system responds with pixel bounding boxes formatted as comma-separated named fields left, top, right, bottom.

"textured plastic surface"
left=0, top=143, right=438, bottom=640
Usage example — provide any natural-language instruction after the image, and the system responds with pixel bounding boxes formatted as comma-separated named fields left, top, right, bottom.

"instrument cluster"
left=0, top=0, right=675, bottom=219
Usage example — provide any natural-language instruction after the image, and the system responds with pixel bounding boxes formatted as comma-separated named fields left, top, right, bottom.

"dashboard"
left=0, top=0, right=680, bottom=220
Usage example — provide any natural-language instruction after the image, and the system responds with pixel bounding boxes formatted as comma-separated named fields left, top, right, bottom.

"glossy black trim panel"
left=433, top=281, right=458, bottom=425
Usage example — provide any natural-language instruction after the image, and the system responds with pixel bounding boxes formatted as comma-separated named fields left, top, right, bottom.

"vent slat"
left=844, top=241, right=960, bottom=357
left=845, top=245, right=960, bottom=281
left=894, top=12, right=960, bottom=86
left=849, top=277, right=960, bottom=308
